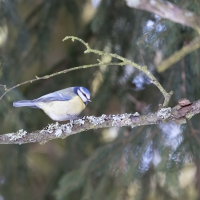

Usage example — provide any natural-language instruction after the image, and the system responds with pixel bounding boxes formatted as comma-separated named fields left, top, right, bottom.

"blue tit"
left=13, top=86, right=91, bottom=121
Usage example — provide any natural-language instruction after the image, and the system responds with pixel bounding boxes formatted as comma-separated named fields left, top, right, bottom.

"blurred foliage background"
left=0, top=0, right=200, bottom=199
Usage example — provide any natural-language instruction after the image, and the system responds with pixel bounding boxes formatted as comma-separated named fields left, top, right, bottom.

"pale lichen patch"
left=112, top=114, right=131, bottom=126
left=133, top=112, right=140, bottom=117
left=55, top=129, right=62, bottom=137
left=60, top=123, right=72, bottom=133
left=150, top=0, right=156, bottom=5
left=157, top=107, right=171, bottom=119
left=186, top=113, right=194, bottom=119
left=40, top=121, right=72, bottom=136
left=87, top=114, right=106, bottom=126
left=125, top=0, right=141, bottom=7
left=73, top=118, right=85, bottom=125
left=6, top=129, right=27, bottom=141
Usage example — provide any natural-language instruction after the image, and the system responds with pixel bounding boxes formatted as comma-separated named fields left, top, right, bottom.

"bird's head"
left=74, top=87, right=91, bottom=105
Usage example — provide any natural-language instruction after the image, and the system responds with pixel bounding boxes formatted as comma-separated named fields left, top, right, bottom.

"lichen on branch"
left=1, top=98, right=200, bottom=144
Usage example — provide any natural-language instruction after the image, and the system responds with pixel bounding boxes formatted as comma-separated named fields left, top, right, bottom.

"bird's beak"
left=88, top=99, right=92, bottom=102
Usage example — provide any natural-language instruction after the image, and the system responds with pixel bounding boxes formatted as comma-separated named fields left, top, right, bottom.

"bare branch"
left=63, top=36, right=172, bottom=106
left=0, top=36, right=172, bottom=106
left=0, top=62, right=126, bottom=100
left=1, top=98, right=200, bottom=145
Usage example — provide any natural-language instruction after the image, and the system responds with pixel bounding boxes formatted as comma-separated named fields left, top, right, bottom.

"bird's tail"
left=13, top=100, right=38, bottom=108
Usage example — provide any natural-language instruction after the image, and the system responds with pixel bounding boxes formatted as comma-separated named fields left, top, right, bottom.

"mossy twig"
left=0, top=61, right=125, bottom=100
left=63, top=36, right=172, bottom=106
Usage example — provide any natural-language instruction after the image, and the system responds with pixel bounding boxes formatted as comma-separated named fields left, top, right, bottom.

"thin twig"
left=0, top=84, right=7, bottom=90
left=0, top=61, right=125, bottom=100
left=1, top=36, right=172, bottom=106
left=63, top=36, right=173, bottom=106
left=157, top=36, right=200, bottom=73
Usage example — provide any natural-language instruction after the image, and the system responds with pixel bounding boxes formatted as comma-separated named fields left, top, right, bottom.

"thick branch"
left=1, top=98, right=200, bottom=145
left=125, top=0, right=200, bottom=33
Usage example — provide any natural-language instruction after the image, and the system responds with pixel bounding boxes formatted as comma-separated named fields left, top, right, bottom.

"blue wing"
left=34, top=91, right=73, bottom=102
left=13, top=88, right=77, bottom=109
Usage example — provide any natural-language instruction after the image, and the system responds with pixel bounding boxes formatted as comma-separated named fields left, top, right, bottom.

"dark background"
left=0, top=0, right=200, bottom=199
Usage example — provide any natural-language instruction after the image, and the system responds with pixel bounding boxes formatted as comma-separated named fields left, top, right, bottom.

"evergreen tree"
left=0, top=0, right=200, bottom=199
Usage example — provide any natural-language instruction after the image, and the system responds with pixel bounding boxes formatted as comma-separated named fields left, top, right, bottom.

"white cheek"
left=80, top=87, right=90, bottom=100
left=77, top=90, right=87, bottom=102
left=86, top=94, right=90, bottom=99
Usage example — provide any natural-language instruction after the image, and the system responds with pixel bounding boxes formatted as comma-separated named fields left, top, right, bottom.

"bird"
left=13, top=86, right=91, bottom=121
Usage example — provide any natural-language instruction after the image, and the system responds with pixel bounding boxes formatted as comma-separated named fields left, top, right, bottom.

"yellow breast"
left=36, top=96, right=86, bottom=121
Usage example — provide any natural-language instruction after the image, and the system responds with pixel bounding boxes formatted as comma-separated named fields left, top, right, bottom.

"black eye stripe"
left=78, top=90, right=87, bottom=99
